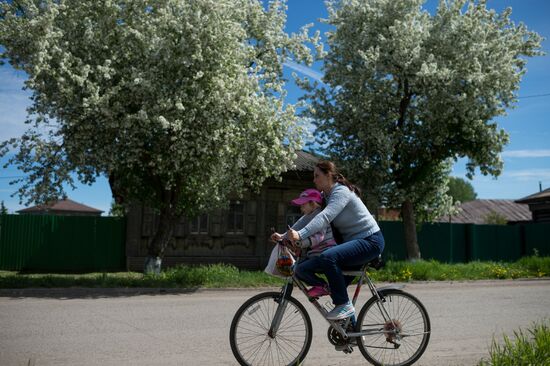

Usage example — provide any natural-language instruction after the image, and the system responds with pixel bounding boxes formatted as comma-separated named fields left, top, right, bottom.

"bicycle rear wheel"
left=356, top=289, right=430, bottom=366
left=229, top=291, right=312, bottom=366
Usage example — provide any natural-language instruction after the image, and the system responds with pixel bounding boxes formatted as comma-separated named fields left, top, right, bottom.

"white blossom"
left=304, top=0, right=543, bottom=223
left=0, top=0, right=317, bottom=219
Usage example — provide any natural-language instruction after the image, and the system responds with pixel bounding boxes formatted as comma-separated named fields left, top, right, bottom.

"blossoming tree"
left=301, top=0, right=542, bottom=259
left=0, top=0, right=315, bottom=271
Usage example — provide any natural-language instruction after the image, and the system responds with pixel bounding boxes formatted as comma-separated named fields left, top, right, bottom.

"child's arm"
left=300, top=230, right=325, bottom=249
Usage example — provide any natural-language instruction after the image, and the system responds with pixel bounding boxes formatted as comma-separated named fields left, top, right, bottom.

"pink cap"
left=290, top=189, right=323, bottom=206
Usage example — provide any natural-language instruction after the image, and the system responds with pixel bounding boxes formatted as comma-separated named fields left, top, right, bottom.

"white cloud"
left=506, top=169, right=550, bottom=181
left=283, top=60, right=325, bottom=84
left=502, top=149, right=550, bottom=158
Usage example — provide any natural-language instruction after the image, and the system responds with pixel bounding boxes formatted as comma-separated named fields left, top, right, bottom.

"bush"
left=515, top=256, right=550, bottom=278
left=479, top=320, right=550, bottom=365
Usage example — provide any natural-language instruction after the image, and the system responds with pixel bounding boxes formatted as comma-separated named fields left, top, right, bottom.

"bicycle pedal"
left=334, top=343, right=354, bottom=353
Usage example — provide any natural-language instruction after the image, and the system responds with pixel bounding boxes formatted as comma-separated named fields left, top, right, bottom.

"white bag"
left=264, top=244, right=289, bottom=278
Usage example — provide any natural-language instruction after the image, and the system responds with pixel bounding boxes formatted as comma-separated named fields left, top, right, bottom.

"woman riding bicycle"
left=287, top=160, right=385, bottom=320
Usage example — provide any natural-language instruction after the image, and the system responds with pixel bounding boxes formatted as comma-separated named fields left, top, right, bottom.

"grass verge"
left=368, top=255, right=550, bottom=282
left=0, top=255, right=548, bottom=289
left=479, top=320, right=550, bottom=365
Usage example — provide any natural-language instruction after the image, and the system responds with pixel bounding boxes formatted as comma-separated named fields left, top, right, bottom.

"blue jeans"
left=312, top=230, right=385, bottom=305
left=294, top=256, right=327, bottom=287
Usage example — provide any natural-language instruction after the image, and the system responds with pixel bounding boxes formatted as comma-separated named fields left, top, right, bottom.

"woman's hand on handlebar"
left=286, top=226, right=300, bottom=242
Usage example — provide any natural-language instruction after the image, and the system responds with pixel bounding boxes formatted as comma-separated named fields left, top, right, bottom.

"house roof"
left=293, top=150, right=320, bottom=171
left=435, top=199, right=531, bottom=224
left=17, top=198, right=103, bottom=214
left=515, top=188, right=550, bottom=204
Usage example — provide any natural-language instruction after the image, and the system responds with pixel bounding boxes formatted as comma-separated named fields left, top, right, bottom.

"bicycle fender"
left=376, top=284, right=406, bottom=294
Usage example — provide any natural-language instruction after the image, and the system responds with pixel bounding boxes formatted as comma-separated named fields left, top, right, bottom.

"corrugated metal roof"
left=17, top=198, right=103, bottom=214
left=435, top=199, right=531, bottom=224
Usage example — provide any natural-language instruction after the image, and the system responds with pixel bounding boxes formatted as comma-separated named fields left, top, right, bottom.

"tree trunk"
left=401, top=199, right=421, bottom=260
left=144, top=206, right=178, bottom=274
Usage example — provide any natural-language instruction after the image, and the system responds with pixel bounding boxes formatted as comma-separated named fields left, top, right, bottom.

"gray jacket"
left=297, top=183, right=380, bottom=243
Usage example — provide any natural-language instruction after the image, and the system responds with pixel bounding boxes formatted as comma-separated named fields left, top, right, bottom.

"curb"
left=0, top=286, right=283, bottom=298
left=1, top=278, right=549, bottom=298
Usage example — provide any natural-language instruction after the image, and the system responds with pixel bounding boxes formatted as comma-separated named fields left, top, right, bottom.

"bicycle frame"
left=268, top=263, right=405, bottom=342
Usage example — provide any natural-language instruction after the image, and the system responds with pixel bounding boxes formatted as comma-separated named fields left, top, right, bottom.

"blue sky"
left=1, top=0, right=549, bottom=214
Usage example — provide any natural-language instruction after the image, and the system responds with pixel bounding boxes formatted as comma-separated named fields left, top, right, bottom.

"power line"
left=518, top=92, right=550, bottom=99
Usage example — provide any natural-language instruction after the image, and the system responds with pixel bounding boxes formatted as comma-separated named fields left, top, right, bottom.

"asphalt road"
left=1, top=279, right=549, bottom=366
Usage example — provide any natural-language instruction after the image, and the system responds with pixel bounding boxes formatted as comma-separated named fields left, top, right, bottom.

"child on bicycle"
left=271, top=188, right=336, bottom=298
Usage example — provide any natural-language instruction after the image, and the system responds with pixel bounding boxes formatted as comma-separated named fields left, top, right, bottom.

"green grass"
left=0, top=264, right=285, bottom=289
left=0, top=256, right=548, bottom=289
left=368, top=255, right=550, bottom=282
left=479, top=320, right=550, bottom=366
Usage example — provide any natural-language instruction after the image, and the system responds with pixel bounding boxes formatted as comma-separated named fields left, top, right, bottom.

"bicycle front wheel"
left=356, top=289, right=430, bottom=366
left=229, top=292, right=312, bottom=366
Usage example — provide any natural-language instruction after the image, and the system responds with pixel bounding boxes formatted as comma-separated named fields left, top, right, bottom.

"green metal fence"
left=379, top=221, right=550, bottom=263
left=0, top=214, right=548, bottom=272
left=0, top=214, right=126, bottom=271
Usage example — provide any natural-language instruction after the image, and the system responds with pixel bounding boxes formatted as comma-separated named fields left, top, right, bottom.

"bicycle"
left=229, top=251, right=431, bottom=366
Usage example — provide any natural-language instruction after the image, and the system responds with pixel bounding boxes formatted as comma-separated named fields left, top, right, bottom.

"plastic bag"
left=264, top=244, right=295, bottom=278
left=276, top=245, right=295, bottom=277
left=264, top=244, right=284, bottom=278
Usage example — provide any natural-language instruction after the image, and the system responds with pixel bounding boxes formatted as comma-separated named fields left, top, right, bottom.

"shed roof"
left=515, top=188, right=550, bottom=204
left=435, top=199, right=531, bottom=224
left=17, top=198, right=103, bottom=214
left=293, top=150, right=319, bottom=171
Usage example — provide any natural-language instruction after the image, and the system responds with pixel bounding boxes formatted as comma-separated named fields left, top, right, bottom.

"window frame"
left=189, top=213, right=209, bottom=234
left=226, top=201, right=245, bottom=234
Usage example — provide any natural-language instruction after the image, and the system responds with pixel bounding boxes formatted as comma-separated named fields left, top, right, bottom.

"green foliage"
left=108, top=200, right=127, bottom=217
left=299, top=0, right=543, bottom=224
left=368, top=256, right=550, bottom=282
left=1, top=257, right=548, bottom=288
left=0, top=0, right=319, bottom=262
left=0, top=200, right=7, bottom=215
left=0, top=0, right=314, bottom=217
left=479, top=321, right=550, bottom=366
left=447, top=177, right=477, bottom=203
left=0, top=264, right=285, bottom=288
left=483, top=211, right=508, bottom=225
left=517, top=255, right=549, bottom=277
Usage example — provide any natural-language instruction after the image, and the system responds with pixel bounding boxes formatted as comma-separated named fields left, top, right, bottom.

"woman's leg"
left=319, top=231, right=385, bottom=305
left=294, top=257, right=327, bottom=287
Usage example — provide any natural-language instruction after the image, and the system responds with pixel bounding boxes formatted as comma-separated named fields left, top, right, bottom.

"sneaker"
left=306, top=285, right=330, bottom=298
left=326, top=301, right=355, bottom=320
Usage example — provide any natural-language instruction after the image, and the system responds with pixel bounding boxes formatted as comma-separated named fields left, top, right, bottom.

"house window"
left=190, top=214, right=209, bottom=234
left=227, top=202, right=245, bottom=234
left=286, top=206, right=302, bottom=227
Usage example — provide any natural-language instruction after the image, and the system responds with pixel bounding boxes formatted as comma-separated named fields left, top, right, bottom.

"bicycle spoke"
left=230, top=292, right=311, bottom=366
left=357, top=290, right=430, bottom=366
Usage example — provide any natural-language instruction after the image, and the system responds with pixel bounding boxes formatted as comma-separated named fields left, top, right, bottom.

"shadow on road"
left=0, top=287, right=201, bottom=300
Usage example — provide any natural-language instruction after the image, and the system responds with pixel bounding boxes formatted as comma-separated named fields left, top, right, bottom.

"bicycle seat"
left=341, top=255, right=384, bottom=276
left=368, top=255, right=384, bottom=270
